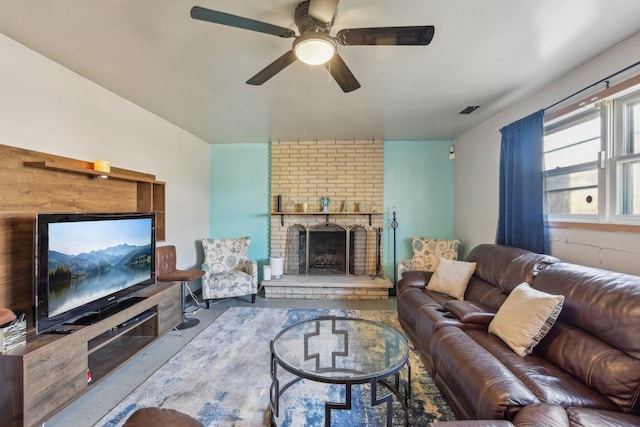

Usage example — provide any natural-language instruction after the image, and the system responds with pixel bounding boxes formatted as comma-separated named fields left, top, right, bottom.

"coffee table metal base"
left=268, top=317, right=411, bottom=427
left=269, top=358, right=411, bottom=427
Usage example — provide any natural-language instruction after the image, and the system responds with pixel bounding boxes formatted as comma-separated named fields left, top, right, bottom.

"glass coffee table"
left=269, top=316, right=411, bottom=427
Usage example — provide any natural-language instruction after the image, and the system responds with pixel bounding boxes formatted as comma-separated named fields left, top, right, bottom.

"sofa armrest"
left=401, top=270, right=433, bottom=288
left=443, top=300, right=497, bottom=325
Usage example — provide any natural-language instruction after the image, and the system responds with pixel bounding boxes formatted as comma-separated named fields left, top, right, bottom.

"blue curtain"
left=496, top=109, right=549, bottom=254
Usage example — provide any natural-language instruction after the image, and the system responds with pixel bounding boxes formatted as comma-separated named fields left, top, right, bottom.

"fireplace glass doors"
left=285, top=223, right=368, bottom=276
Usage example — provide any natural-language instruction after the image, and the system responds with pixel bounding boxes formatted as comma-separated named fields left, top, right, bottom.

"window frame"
left=543, top=107, right=605, bottom=223
left=613, top=90, right=640, bottom=222
left=544, top=81, right=640, bottom=227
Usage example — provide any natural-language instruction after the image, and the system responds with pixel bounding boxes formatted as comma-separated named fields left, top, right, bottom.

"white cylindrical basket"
left=270, top=257, right=283, bottom=279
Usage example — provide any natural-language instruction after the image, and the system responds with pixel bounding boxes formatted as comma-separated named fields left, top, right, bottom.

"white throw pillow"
left=489, top=283, right=564, bottom=356
left=426, top=257, right=476, bottom=300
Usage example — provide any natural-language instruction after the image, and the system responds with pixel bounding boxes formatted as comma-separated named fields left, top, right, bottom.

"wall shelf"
left=270, top=211, right=384, bottom=226
left=24, top=160, right=166, bottom=241
left=24, top=161, right=157, bottom=183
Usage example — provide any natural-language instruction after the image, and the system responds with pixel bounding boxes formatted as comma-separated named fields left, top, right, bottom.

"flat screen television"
left=34, top=212, right=156, bottom=334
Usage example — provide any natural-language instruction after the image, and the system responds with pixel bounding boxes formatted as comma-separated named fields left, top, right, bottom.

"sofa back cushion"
left=533, top=263, right=640, bottom=359
left=532, top=263, right=640, bottom=414
left=463, top=244, right=558, bottom=307
left=464, top=276, right=507, bottom=309
left=465, top=244, right=536, bottom=288
left=500, top=252, right=560, bottom=294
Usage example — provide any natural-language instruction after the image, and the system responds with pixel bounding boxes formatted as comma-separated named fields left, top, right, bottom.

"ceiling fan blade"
left=246, top=50, right=298, bottom=85
left=336, top=26, right=435, bottom=46
left=325, top=54, right=361, bottom=93
left=308, top=0, right=340, bottom=25
left=190, top=6, right=296, bottom=38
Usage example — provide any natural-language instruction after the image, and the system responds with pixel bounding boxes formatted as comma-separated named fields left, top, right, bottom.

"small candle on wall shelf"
left=93, top=160, right=111, bottom=174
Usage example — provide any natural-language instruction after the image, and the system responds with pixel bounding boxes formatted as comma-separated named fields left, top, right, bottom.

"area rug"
left=97, top=307, right=455, bottom=426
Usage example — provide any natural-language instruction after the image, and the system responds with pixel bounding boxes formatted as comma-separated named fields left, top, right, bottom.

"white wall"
left=0, top=34, right=210, bottom=269
left=454, top=31, right=640, bottom=275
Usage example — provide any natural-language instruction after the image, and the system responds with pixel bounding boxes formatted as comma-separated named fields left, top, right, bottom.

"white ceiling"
left=1, top=0, right=640, bottom=144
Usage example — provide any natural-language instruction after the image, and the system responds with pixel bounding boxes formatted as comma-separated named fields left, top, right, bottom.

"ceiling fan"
left=190, top=0, right=435, bottom=93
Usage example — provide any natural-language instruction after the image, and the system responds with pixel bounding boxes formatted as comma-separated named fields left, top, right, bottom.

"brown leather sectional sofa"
left=397, top=244, right=640, bottom=426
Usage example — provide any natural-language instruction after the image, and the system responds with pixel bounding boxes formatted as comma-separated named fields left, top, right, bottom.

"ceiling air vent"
left=459, top=105, right=480, bottom=114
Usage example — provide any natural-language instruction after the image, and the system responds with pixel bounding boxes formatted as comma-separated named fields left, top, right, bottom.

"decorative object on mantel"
left=343, top=198, right=350, bottom=212
left=320, top=197, right=330, bottom=213
left=390, top=206, right=399, bottom=296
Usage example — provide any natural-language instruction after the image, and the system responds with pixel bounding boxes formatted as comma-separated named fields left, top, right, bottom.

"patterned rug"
left=97, top=307, right=455, bottom=426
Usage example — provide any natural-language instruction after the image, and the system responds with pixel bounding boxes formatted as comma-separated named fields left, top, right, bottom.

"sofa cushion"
left=533, top=262, right=640, bottom=360
left=465, top=244, right=534, bottom=288
left=431, top=327, right=539, bottom=420
left=469, top=329, right=619, bottom=411
left=532, top=263, right=640, bottom=415
left=500, top=252, right=560, bottom=294
left=427, top=258, right=476, bottom=300
left=566, top=407, right=640, bottom=427
left=535, top=321, right=640, bottom=415
left=512, top=403, right=570, bottom=427
left=489, top=283, right=564, bottom=356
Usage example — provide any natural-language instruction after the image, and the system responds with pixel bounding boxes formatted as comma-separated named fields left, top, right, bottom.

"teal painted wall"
left=210, top=143, right=270, bottom=278
left=209, top=141, right=454, bottom=284
left=383, top=141, right=454, bottom=281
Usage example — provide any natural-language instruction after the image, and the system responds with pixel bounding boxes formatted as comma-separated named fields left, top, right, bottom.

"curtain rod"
left=544, top=60, right=640, bottom=111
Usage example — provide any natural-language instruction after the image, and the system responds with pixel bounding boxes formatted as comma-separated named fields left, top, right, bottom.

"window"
left=616, top=92, right=640, bottom=217
left=543, top=83, right=640, bottom=225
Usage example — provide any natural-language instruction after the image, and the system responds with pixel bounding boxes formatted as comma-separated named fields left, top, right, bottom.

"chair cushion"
left=204, top=271, right=254, bottom=299
left=410, top=237, right=460, bottom=272
left=202, top=237, right=251, bottom=273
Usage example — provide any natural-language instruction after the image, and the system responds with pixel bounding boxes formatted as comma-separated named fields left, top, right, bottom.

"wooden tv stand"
left=0, top=281, right=181, bottom=427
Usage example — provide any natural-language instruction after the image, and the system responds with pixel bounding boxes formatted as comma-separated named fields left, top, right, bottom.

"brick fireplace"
left=263, top=140, right=392, bottom=299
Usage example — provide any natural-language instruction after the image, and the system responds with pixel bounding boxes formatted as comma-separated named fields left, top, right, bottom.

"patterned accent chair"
left=397, top=237, right=461, bottom=280
left=201, top=237, right=258, bottom=307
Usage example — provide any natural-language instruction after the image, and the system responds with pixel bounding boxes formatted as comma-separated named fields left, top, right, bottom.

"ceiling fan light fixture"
left=293, top=33, right=336, bottom=65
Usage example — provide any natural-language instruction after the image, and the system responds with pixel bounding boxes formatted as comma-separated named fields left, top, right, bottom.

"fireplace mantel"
left=270, top=211, right=384, bottom=226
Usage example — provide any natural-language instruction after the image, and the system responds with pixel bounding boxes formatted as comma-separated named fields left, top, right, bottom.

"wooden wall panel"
left=0, top=144, right=146, bottom=331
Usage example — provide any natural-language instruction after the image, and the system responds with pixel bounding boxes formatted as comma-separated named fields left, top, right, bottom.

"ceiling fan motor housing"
left=295, top=0, right=334, bottom=34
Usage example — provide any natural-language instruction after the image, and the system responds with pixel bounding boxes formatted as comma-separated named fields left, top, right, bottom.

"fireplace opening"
left=285, top=223, right=368, bottom=276
left=301, top=230, right=353, bottom=275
